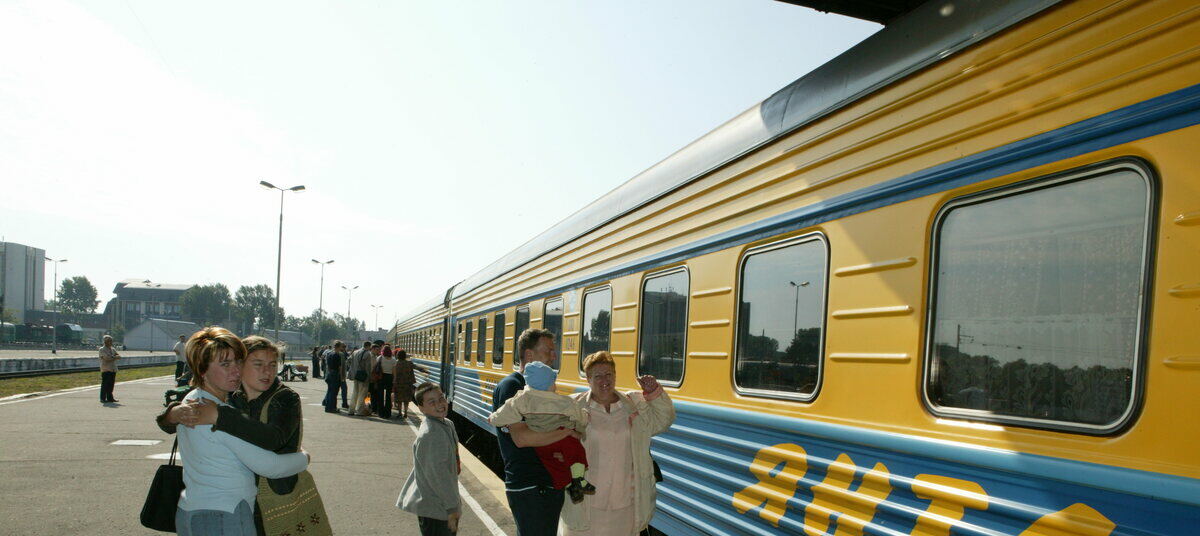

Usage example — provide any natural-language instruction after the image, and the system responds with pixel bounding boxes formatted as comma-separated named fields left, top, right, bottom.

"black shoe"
left=567, top=483, right=584, bottom=504
left=573, top=477, right=596, bottom=495
left=110, top=399, right=119, bottom=403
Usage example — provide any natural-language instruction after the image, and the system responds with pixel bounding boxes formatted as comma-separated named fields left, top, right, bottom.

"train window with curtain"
left=926, top=163, right=1152, bottom=432
left=734, top=235, right=827, bottom=399
left=638, top=268, right=688, bottom=385
left=544, top=298, right=564, bottom=370
left=477, top=317, right=488, bottom=366
left=581, top=287, right=612, bottom=374
left=464, top=321, right=473, bottom=364
left=493, top=311, right=506, bottom=367
left=514, top=306, right=530, bottom=369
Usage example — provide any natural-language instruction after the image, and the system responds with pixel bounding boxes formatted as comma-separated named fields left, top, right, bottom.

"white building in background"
left=0, top=241, right=46, bottom=323
left=125, top=318, right=201, bottom=351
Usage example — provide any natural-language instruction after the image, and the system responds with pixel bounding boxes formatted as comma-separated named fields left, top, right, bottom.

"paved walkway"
left=0, top=349, right=160, bottom=360
left=0, top=375, right=516, bottom=535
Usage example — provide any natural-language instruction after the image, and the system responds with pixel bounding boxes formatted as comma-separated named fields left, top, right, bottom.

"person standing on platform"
left=323, top=341, right=346, bottom=413
left=397, top=382, right=460, bottom=536
left=560, top=351, right=675, bottom=536
left=376, top=344, right=397, bottom=418
left=173, top=335, right=188, bottom=381
left=393, top=349, right=427, bottom=420
left=99, top=335, right=120, bottom=403
left=350, top=341, right=373, bottom=416
left=310, top=346, right=323, bottom=379
left=493, top=328, right=577, bottom=535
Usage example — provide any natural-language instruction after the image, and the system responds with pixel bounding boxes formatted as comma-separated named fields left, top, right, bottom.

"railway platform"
left=0, top=374, right=516, bottom=536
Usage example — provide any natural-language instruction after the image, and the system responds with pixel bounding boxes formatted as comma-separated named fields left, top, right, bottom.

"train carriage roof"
left=398, top=0, right=1062, bottom=325
left=776, top=0, right=927, bottom=25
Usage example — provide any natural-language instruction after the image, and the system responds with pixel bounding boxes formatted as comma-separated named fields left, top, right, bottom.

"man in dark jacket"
left=323, top=340, right=347, bottom=413
left=494, top=328, right=577, bottom=535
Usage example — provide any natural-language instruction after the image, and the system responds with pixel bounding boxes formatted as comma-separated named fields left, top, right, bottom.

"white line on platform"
left=0, top=375, right=174, bottom=406
left=459, top=481, right=507, bottom=536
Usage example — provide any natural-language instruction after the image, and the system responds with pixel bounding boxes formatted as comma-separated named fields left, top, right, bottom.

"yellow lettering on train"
left=803, top=453, right=893, bottom=536
left=1019, top=503, right=1115, bottom=536
left=909, top=474, right=989, bottom=536
left=732, top=443, right=808, bottom=526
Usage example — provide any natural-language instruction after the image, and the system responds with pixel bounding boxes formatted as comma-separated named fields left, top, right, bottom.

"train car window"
left=514, top=306, right=530, bottom=369
left=926, top=163, right=1152, bottom=432
left=734, top=235, right=827, bottom=399
left=493, top=311, right=506, bottom=367
left=476, top=317, right=488, bottom=366
left=464, top=321, right=473, bottom=364
left=638, top=268, right=688, bottom=385
left=581, top=287, right=612, bottom=374
left=544, top=298, right=564, bottom=370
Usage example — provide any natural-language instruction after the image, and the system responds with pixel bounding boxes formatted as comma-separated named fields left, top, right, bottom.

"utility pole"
left=342, top=284, right=358, bottom=339
left=312, top=259, right=334, bottom=343
left=260, top=180, right=305, bottom=343
left=46, top=257, right=67, bottom=354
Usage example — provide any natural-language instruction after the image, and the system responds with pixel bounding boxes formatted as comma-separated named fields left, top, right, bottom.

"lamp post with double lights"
left=260, top=180, right=305, bottom=343
left=370, top=304, right=383, bottom=332
left=46, top=257, right=67, bottom=354
left=787, top=280, right=810, bottom=337
left=342, top=284, right=358, bottom=340
left=311, top=259, right=334, bottom=343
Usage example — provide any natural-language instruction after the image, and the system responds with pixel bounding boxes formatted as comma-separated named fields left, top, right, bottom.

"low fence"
left=0, top=354, right=178, bottom=379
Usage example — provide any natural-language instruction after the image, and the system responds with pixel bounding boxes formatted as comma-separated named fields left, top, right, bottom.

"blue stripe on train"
left=651, top=400, right=1200, bottom=535
left=450, top=367, right=500, bottom=433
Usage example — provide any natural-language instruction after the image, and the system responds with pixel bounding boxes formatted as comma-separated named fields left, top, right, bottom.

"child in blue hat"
left=489, top=361, right=595, bottom=503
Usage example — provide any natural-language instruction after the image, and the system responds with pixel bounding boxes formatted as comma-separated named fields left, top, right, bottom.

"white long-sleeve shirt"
left=176, top=388, right=309, bottom=513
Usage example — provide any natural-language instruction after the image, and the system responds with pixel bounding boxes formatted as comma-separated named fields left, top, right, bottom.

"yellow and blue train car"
left=390, top=0, right=1200, bottom=533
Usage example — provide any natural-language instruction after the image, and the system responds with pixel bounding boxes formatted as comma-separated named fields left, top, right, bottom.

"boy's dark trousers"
left=418, top=516, right=454, bottom=536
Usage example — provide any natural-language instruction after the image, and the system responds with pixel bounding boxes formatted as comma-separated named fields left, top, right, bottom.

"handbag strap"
left=258, top=386, right=303, bottom=446
left=168, top=437, right=179, bottom=466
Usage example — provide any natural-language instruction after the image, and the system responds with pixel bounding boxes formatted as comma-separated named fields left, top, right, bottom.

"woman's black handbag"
left=140, top=438, right=185, bottom=532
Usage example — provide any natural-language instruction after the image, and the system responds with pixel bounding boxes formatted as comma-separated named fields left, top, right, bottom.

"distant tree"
left=58, top=276, right=100, bottom=317
left=232, top=284, right=278, bottom=334
left=1, top=307, right=17, bottom=324
left=109, top=323, right=125, bottom=343
left=588, top=310, right=611, bottom=349
left=181, top=284, right=232, bottom=327
left=332, top=313, right=364, bottom=343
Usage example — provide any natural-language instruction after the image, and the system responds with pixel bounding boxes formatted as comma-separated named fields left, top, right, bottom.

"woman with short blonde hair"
left=185, top=327, right=247, bottom=389
left=173, top=327, right=309, bottom=536
left=561, top=350, right=675, bottom=535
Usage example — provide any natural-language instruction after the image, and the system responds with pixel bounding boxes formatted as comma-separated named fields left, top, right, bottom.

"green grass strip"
left=0, top=365, right=176, bottom=399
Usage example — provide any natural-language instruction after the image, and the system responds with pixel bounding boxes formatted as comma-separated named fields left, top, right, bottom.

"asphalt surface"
left=0, top=374, right=516, bottom=535
left=0, top=349, right=160, bottom=360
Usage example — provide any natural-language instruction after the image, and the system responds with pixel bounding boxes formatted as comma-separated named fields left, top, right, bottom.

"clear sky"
left=0, top=0, right=878, bottom=330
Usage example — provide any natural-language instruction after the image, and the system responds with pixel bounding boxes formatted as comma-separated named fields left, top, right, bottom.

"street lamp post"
left=311, top=259, right=334, bottom=343
left=370, top=304, right=383, bottom=332
left=342, top=284, right=358, bottom=340
left=787, top=280, right=809, bottom=336
left=46, top=257, right=67, bottom=354
left=260, top=181, right=305, bottom=343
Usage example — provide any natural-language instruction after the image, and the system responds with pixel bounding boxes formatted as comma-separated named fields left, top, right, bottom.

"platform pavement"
left=0, top=374, right=517, bottom=535
left=0, top=348, right=160, bottom=360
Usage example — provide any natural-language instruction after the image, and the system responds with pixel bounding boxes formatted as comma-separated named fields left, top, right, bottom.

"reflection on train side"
left=732, top=442, right=1115, bottom=536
